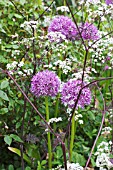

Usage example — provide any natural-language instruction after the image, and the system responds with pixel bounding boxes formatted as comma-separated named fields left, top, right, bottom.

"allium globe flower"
left=61, top=79, right=91, bottom=109
left=31, top=70, right=61, bottom=97
left=76, top=22, right=100, bottom=41
left=48, top=15, right=77, bottom=41
left=105, top=0, right=113, bottom=5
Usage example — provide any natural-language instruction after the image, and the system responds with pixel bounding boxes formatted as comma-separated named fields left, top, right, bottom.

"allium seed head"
left=31, top=70, right=60, bottom=97
left=48, top=15, right=77, bottom=41
left=61, top=79, right=91, bottom=109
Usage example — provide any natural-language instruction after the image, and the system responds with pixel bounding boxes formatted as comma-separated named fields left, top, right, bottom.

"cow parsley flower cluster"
left=79, top=1, right=113, bottom=21
left=56, top=6, right=69, bottom=12
left=66, top=162, right=83, bottom=170
left=6, top=61, right=24, bottom=70
left=47, top=31, right=67, bottom=43
left=101, top=127, right=112, bottom=136
left=95, top=141, right=113, bottom=170
left=6, top=60, right=33, bottom=76
left=72, top=67, right=93, bottom=82
left=43, top=16, right=52, bottom=27
left=61, top=79, right=91, bottom=109
left=48, top=117, right=62, bottom=124
left=89, top=32, right=113, bottom=67
left=52, top=162, right=83, bottom=170
left=54, top=59, right=72, bottom=74
left=79, top=0, right=100, bottom=6
left=30, top=70, right=61, bottom=97
left=20, top=20, right=39, bottom=33
left=48, top=16, right=77, bottom=41
left=67, top=109, right=84, bottom=124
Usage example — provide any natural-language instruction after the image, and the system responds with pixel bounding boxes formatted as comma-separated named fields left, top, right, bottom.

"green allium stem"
left=53, top=93, right=60, bottom=131
left=38, top=0, right=42, bottom=6
left=69, top=112, right=76, bottom=162
left=54, top=55, right=62, bottom=131
left=45, top=96, right=52, bottom=169
left=64, top=0, right=66, bottom=6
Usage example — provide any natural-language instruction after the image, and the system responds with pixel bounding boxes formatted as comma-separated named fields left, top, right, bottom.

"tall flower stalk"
left=61, top=79, right=92, bottom=162
left=45, top=96, right=52, bottom=169
left=30, top=70, right=61, bottom=169
left=69, top=112, right=76, bottom=162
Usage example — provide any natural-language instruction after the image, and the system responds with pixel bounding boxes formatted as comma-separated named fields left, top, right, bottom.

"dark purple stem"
left=61, top=142, right=67, bottom=170
left=84, top=83, right=106, bottom=169
left=4, top=70, right=67, bottom=169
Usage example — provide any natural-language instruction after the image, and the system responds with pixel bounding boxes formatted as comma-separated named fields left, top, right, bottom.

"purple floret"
left=31, top=70, right=61, bottom=97
left=61, top=79, right=91, bottom=109
left=105, top=0, right=113, bottom=5
left=48, top=15, right=77, bottom=41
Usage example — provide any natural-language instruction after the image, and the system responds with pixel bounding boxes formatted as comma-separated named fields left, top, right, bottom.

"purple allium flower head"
left=48, top=15, right=77, bottom=41
left=31, top=70, right=61, bottom=97
left=77, top=22, right=100, bottom=41
left=105, top=0, right=113, bottom=5
left=61, top=79, right=91, bottom=109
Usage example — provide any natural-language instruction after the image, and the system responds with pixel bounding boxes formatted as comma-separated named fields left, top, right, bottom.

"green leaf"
left=8, top=147, right=31, bottom=164
left=10, top=134, right=23, bottom=143
left=41, top=160, right=47, bottom=166
left=4, top=135, right=12, bottom=146
left=14, top=14, right=22, bottom=19
left=91, top=157, right=96, bottom=167
left=8, top=165, right=14, bottom=170
left=72, top=152, right=86, bottom=166
left=25, top=167, right=31, bottom=170
left=1, top=80, right=9, bottom=89
left=0, top=55, right=8, bottom=63
left=0, top=90, right=9, bottom=101
left=0, top=108, right=8, bottom=114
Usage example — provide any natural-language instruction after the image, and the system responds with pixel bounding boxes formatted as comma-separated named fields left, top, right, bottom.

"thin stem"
left=64, top=0, right=66, bottom=6
left=31, top=26, right=37, bottom=75
left=45, top=96, right=52, bottom=169
left=53, top=94, right=60, bottom=131
left=69, top=112, right=75, bottom=162
left=54, top=54, right=62, bottom=131
left=4, top=70, right=68, bottom=169
left=65, top=0, right=87, bottom=50
left=61, top=142, right=67, bottom=170
left=6, top=71, right=54, bottom=135
left=37, top=1, right=54, bottom=20
left=84, top=83, right=106, bottom=170
left=90, top=30, right=113, bottom=48
left=9, top=0, right=26, bottom=20
left=65, top=49, right=88, bottom=139
left=20, top=97, right=26, bottom=170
